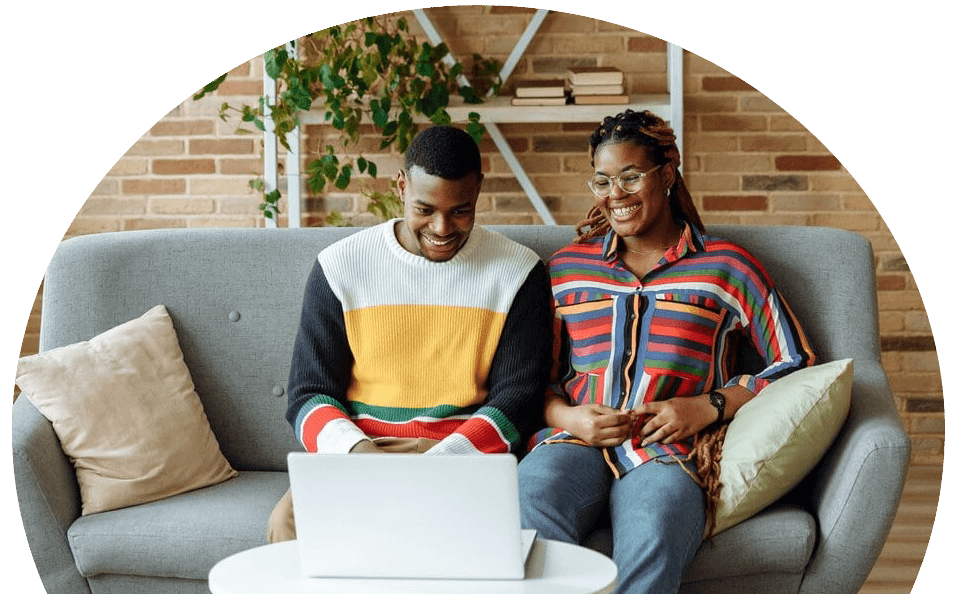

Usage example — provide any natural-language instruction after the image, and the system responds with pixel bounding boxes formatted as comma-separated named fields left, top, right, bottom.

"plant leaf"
left=371, top=99, right=388, bottom=128
left=264, top=47, right=288, bottom=80
left=193, top=73, right=228, bottom=101
left=335, top=165, right=353, bottom=190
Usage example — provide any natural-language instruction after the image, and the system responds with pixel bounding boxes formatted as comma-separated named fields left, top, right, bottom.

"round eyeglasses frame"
left=587, top=164, right=661, bottom=198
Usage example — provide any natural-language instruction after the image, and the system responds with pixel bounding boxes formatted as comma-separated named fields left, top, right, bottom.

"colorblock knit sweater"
left=286, top=219, right=552, bottom=456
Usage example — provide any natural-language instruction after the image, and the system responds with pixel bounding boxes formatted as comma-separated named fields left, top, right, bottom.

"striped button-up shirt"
left=529, top=221, right=816, bottom=477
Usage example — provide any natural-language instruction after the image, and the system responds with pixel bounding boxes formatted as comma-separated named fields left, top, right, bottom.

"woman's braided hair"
left=580, top=110, right=726, bottom=537
left=666, top=422, right=729, bottom=540
left=575, top=109, right=704, bottom=243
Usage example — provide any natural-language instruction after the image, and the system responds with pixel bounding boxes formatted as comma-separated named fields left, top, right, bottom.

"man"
left=268, top=125, right=553, bottom=541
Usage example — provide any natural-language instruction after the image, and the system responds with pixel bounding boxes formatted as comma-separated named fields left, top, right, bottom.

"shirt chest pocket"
left=644, top=299, right=726, bottom=382
left=557, top=298, right=614, bottom=374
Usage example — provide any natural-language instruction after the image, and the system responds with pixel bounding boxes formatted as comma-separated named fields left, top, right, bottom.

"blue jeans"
left=518, top=443, right=705, bottom=593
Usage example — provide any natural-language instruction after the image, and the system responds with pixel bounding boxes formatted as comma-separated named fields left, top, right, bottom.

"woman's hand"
left=546, top=396, right=635, bottom=447
left=632, top=386, right=754, bottom=446
left=632, top=395, right=716, bottom=447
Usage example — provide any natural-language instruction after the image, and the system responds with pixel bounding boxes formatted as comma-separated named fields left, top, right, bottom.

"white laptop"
left=287, top=451, right=537, bottom=580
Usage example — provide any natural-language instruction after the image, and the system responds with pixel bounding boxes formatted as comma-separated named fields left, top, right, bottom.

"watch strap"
left=708, top=390, right=726, bottom=424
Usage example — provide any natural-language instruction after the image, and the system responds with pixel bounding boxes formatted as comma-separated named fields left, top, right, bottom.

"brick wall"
left=17, top=6, right=942, bottom=466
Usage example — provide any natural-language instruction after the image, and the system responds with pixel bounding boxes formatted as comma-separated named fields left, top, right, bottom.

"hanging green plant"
left=196, top=14, right=501, bottom=224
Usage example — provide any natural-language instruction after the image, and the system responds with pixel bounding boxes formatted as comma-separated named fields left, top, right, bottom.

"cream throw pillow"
left=15, top=305, right=237, bottom=515
left=711, top=359, right=853, bottom=536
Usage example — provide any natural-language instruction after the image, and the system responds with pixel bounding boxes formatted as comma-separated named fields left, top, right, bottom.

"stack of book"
left=510, top=79, right=569, bottom=106
left=565, top=67, right=629, bottom=105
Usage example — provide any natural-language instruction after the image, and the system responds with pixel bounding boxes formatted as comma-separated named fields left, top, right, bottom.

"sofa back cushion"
left=40, top=225, right=877, bottom=471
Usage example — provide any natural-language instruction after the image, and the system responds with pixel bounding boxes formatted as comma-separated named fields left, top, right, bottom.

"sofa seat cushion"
left=683, top=503, right=816, bottom=585
left=67, top=471, right=289, bottom=580
left=583, top=503, right=815, bottom=591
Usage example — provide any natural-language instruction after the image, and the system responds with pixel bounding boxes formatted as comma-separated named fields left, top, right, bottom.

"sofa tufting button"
left=273, top=385, right=285, bottom=397
left=229, top=311, right=241, bottom=322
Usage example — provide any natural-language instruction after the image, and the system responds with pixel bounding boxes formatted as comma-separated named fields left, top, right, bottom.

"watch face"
left=709, top=391, right=725, bottom=420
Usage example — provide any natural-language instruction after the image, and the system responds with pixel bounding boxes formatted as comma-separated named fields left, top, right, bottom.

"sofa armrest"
left=798, top=359, right=911, bottom=593
left=12, top=394, right=91, bottom=593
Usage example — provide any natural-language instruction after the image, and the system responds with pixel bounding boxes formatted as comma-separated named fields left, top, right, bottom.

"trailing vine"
left=196, top=15, right=501, bottom=224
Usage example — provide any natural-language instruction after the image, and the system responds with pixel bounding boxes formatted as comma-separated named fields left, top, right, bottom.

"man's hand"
left=349, top=439, right=384, bottom=453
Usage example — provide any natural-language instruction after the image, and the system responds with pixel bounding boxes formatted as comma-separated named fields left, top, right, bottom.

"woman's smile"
left=610, top=203, right=641, bottom=219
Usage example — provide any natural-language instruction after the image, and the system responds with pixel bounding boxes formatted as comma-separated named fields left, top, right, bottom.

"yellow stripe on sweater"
left=344, top=304, right=507, bottom=409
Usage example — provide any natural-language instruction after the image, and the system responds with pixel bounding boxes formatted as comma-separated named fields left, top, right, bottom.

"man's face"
left=395, top=166, right=483, bottom=262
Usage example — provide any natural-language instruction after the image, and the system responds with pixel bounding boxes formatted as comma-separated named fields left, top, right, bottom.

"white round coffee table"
left=209, top=538, right=617, bottom=593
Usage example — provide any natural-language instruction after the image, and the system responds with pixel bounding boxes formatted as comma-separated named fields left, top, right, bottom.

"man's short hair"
left=404, top=126, right=482, bottom=180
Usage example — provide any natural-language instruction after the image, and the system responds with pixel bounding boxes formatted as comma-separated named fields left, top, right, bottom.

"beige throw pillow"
left=711, top=359, right=853, bottom=536
left=16, top=305, right=237, bottom=515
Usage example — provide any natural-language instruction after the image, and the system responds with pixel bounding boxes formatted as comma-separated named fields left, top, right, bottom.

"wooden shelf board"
left=299, top=94, right=671, bottom=126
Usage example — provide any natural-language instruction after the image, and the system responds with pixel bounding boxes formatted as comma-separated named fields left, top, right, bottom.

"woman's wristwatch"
left=708, top=390, right=726, bottom=424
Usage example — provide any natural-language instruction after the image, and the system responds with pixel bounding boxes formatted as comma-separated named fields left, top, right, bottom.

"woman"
left=518, top=109, right=816, bottom=593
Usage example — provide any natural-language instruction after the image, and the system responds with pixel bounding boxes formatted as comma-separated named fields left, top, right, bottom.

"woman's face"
left=591, top=141, right=675, bottom=241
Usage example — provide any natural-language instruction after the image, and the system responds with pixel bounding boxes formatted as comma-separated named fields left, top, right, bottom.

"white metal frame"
left=263, top=10, right=683, bottom=227
left=263, top=42, right=301, bottom=228
left=413, top=9, right=556, bottom=225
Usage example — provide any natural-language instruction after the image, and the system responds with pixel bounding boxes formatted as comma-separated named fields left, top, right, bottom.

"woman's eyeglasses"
left=587, top=164, right=661, bottom=198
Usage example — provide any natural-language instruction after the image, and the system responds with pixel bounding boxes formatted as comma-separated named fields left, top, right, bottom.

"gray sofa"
left=13, top=224, right=910, bottom=593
